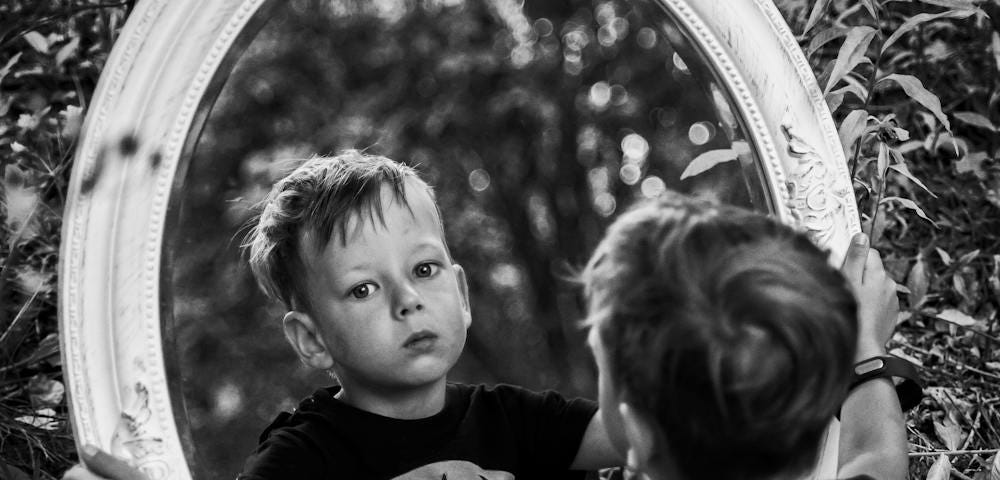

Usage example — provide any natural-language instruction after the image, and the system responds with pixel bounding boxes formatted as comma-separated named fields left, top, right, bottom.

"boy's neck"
left=334, top=377, right=448, bottom=419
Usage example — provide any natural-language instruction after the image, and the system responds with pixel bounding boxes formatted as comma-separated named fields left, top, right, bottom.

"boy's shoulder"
left=239, top=383, right=597, bottom=479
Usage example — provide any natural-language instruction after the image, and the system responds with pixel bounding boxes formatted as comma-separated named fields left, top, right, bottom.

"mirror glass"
left=168, top=0, right=771, bottom=476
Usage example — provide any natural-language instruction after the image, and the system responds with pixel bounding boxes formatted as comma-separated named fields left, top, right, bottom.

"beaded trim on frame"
left=61, top=1, right=270, bottom=479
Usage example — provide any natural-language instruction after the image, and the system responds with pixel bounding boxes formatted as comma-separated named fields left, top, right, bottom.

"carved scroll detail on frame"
left=783, top=120, right=853, bottom=246
left=111, top=381, right=170, bottom=480
left=753, top=0, right=861, bottom=228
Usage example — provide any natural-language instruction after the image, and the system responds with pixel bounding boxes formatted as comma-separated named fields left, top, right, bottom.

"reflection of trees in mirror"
left=173, top=1, right=765, bottom=475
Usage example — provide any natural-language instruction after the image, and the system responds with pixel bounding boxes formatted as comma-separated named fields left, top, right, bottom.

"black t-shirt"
left=238, top=383, right=599, bottom=479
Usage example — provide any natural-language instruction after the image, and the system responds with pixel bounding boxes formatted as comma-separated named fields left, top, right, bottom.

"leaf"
left=953, top=111, right=997, bottom=132
left=60, top=105, right=83, bottom=139
left=989, top=453, right=1000, bottom=480
left=881, top=9, right=977, bottom=53
left=680, top=149, right=739, bottom=180
left=890, top=347, right=924, bottom=367
left=0, top=52, right=22, bottom=86
left=899, top=140, right=923, bottom=154
left=932, top=132, right=966, bottom=157
left=888, top=162, right=936, bottom=197
left=880, top=196, right=936, bottom=226
left=807, top=26, right=847, bottom=57
left=804, top=0, right=835, bottom=35
left=860, top=0, right=879, bottom=23
left=937, top=308, right=977, bottom=327
left=832, top=81, right=868, bottom=103
left=826, top=91, right=845, bottom=113
left=907, top=254, right=929, bottom=307
left=877, top=142, right=890, bottom=178
left=918, top=0, right=986, bottom=9
left=936, top=247, right=952, bottom=265
left=933, top=417, right=966, bottom=450
left=825, top=26, right=877, bottom=94
left=958, top=249, right=980, bottom=264
left=27, top=374, right=64, bottom=408
left=22, top=31, right=50, bottom=54
left=22, top=332, right=60, bottom=367
left=1, top=182, right=41, bottom=243
left=877, top=74, right=951, bottom=132
left=925, top=454, right=951, bottom=480
left=55, top=36, right=80, bottom=67
left=993, top=32, right=1000, bottom=76
left=14, top=408, right=60, bottom=430
left=839, top=109, right=871, bottom=154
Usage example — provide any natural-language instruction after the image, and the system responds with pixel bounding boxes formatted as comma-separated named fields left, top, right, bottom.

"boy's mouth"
left=403, top=330, right=439, bottom=350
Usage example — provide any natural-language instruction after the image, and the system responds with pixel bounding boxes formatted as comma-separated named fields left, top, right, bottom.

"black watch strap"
left=849, top=355, right=924, bottom=411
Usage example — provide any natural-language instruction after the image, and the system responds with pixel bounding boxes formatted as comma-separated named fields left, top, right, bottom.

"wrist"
left=855, top=339, right=887, bottom=362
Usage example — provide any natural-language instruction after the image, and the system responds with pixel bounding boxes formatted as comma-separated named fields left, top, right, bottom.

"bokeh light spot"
left=598, top=25, right=616, bottom=47
left=533, top=18, right=553, bottom=37
left=588, top=166, right=610, bottom=192
left=610, top=84, right=628, bottom=106
left=468, top=168, right=491, bottom=192
left=637, top=27, right=657, bottom=49
left=621, top=133, right=649, bottom=162
left=490, top=263, right=523, bottom=288
left=641, top=176, right=667, bottom=198
left=511, top=45, right=534, bottom=67
left=688, top=121, right=715, bottom=145
left=619, top=164, right=641, bottom=185
left=589, top=81, right=611, bottom=109
left=594, top=192, right=617, bottom=217
left=213, top=383, right=244, bottom=421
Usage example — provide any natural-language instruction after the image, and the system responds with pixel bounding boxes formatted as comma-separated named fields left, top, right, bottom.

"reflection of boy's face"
left=298, top=179, right=471, bottom=392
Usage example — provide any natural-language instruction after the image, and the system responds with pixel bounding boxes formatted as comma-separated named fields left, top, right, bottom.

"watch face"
left=855, top=358, right=886, bottom=375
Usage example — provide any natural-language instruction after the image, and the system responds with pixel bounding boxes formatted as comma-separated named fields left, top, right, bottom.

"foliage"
left=778, top=0, right=1000, bottom=477
left=0, top=0, right=998, bottom=478
left=0, top=2, right=132, bottom=478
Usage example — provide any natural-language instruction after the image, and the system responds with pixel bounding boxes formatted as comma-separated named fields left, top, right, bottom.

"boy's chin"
left=398, top=357, right=458, bottom=385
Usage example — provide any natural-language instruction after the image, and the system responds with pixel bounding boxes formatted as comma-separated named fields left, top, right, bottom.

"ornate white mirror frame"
left=59, top=1, right=861, bottom=479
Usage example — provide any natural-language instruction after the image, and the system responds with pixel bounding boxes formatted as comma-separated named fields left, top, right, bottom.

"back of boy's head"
left=246, top=151, right=442, bottom=313
left=583, top=193, right=858, bottom=480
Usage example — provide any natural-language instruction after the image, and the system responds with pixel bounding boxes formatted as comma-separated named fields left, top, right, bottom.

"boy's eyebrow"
left=410, top=239, right=448, bottom=255
left=340, top=261, right=375, bottom=275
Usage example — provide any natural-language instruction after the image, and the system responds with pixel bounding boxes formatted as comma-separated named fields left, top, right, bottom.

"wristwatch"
left=849, top=355, right=924, bottom=411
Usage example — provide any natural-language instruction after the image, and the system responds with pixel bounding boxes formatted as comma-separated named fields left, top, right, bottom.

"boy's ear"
left=619, top=402, right=658, bottom=473
left=282, top=311, right=334, bottom=370
left=453, top=264, right=472, bottom=328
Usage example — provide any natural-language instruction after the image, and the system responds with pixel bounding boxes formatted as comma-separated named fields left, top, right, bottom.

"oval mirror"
left=60, top=1, right=860, bottom=479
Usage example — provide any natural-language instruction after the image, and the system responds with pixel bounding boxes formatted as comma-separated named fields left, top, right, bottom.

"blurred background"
left=169, top=0, right=764, bottom=476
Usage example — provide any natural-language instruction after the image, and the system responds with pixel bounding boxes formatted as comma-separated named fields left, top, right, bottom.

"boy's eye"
left=414, top=262, right=439, bottom=278
left=350, top=282, right=379, bottom=299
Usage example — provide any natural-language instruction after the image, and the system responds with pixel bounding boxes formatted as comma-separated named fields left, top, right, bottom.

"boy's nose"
left=398, top=302, right=424, bottom=317
left=395, top=287, right=424, bottom=319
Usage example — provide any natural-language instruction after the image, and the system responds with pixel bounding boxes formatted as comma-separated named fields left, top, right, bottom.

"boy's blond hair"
left=583, top=193, right=858, bottom=480
left=245, top=151, right=443, bottom=313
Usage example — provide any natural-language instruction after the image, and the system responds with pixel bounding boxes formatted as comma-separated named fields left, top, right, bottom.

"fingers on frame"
left=864, top=248, right=886, bottom=283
